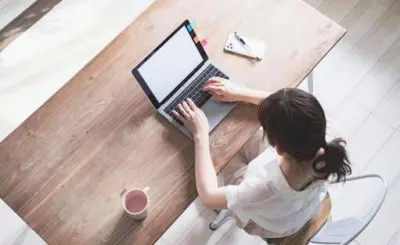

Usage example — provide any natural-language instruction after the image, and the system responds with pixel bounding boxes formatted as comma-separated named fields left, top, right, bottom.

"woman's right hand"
left=202, top=77, right=243, bottom=102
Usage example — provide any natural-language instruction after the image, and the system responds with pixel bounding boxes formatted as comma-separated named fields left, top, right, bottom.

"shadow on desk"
left=103, top=212, right=143, bottom=245
left=154, top=113, right=189, bottom=143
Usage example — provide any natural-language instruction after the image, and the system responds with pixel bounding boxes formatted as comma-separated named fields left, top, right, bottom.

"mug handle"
left=120, top=188, right=128, bottom=211
left=120, top=188, right=127, bottom=197
left=143, top=186, right=150, bottom=193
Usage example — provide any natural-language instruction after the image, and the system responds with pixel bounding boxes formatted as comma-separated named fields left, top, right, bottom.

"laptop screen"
left=137, top=26, right=204, bottom=103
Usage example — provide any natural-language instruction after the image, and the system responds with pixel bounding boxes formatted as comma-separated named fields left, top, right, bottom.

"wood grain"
left=0, top=0, right=345, bottom=244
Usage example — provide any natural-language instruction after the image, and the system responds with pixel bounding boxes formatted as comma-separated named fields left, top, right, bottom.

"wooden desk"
left=0, top=0, right=345, bottom=244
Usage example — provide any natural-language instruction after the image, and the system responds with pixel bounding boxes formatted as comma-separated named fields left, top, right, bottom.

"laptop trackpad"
left=201, top=98, right=236, bottom=132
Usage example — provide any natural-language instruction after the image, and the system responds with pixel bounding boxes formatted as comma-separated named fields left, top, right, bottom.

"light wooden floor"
left=157, top=0, right=400, bottom=244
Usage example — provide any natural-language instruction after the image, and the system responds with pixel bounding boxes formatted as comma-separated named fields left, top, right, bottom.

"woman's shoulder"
left=246, top=148, right=280, bottom=178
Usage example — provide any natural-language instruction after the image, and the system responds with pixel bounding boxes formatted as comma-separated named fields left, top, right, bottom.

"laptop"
left=132, top=20, right=237, bottom=137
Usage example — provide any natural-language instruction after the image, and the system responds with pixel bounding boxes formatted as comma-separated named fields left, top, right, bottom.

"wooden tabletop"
left=0, top=0, right=345, bottom=244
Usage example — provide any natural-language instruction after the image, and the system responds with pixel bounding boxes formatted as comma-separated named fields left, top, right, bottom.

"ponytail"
left=312, top=138, right=352, bottom=182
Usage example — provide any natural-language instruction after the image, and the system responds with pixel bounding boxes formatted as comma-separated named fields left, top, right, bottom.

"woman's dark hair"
left=258, top=88, right=351, bottom=182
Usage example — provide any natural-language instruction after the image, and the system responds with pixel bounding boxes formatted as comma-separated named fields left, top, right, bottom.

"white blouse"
left=222, top=146, right=329, bottom=238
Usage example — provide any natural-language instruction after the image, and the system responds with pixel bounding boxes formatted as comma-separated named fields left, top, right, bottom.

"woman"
left=172, top=77, right=351, bottom=239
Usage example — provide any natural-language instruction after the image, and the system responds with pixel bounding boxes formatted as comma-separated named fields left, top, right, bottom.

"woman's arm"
left=203, top=77, right=270, bottom=105
left=172, top=99, right=227, bottom=210
left=237, top=87, right=271, bottom=105
left=193, top=134, right=227, bottom=209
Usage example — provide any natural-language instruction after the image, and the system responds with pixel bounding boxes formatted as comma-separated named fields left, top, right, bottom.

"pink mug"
left=121, top=187, right=150, bottom=220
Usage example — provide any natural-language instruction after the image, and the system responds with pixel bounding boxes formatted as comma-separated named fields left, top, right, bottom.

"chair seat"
left=266, top=193, right=332, bottom=245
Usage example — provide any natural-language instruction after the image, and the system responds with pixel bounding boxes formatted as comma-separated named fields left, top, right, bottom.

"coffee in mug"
left=121, top=187, right=150, bottom=220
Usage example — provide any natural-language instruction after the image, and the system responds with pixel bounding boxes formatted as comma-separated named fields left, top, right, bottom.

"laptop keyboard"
left=164, top=64, right=229, bottom=126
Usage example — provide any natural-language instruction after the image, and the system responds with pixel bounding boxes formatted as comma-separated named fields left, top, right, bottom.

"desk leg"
left=307, top=70, right=314, bottom=94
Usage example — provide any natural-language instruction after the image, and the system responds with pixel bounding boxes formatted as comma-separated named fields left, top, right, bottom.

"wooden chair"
left=210, top=174, right=387, bottom=245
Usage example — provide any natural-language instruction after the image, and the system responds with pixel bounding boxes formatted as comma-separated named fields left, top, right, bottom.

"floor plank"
left=350, top=36, right=400, bottom=111
left=160, top=197, right=207, bottom=244
left=206, top=220, right=237, bottom=245
left=176, top=209, right=217, bottom=245
left=314, top=8, right=400, bottom=110
left=318, top=0, right=362, bottom=23
left=332, top=97, right=371, bottom=138
left=379, top=0, right=396, bottom=7
left=327, top=114, right=394, bottom=205
left=0, top=0, right=62, bottom=51
left=0, top=0, right=37, bottom=31
left=362, top=128, right=400, bottom=189
left=346, top=114, right=394, bottom=174
left=216, top=225, right=263, bottom=245
left=174, top=209, right=237, bottom=245
left=303, top=0, right=326, bottom=8
left=391, top=0, right=400, bottom=15
left=154, top=237, right=171, bottom=245
left=387, top=229, right=400, bottom=245
left=376, top=81, right=400, bottom=128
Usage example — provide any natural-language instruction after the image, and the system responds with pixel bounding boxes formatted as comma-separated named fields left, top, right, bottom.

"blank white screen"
left=138, top=27, right=203, bottom=102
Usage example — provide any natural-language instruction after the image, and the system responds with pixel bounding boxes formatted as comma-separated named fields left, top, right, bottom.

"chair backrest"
left=310, top=174, right=387, bottom=245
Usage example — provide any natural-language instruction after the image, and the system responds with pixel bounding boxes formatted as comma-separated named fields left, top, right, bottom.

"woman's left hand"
left=172, top=98, right=209, bottom=139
